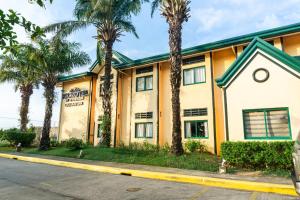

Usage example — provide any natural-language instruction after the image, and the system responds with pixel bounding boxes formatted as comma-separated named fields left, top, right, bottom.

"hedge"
left=2, top=129, right=36, bottom=147
left=221, top=141, right=294, bottom=170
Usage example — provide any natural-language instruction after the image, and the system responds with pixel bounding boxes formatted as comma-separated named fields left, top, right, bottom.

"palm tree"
left=0, top=45, right=40, bottom=131
left=30, top=38, right=91, bottom=150
left=151, top=0, right=190, bottom=155
left=44, top=0, right=146, bottom=147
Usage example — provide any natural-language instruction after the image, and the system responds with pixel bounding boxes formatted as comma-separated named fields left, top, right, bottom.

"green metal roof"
left=112, top=22, right=300, bottom=70
left=89, top=50, right=133, bottom=71
left=216, top=37, right=300, bottom=87
left=58, top=72, right=96, bottom=83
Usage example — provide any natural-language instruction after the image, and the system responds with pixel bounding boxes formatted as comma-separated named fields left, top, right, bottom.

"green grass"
left=0, top=146, right=220, bottom=172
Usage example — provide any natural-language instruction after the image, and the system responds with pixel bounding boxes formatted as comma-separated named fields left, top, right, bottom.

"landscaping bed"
left=0, top=146, right=220, bottom=172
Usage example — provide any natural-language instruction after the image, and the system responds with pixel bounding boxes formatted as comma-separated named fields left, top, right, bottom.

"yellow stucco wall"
left=93, top=67, right=118, bottom=146
left=130, top=64, right=158, bottom=144
left=212, top=49, right=236, bottom=154
left=226, top=50, right=300, bottom=141
left=118, top=69, right=133, bottom=145
left=283, top=33, right=300, bottom=56
left=59, top=78, right=92, bottom=142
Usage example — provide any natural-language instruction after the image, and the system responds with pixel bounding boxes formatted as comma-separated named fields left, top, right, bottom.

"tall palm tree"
left=0, top=45, right=40, bottom=131
left=44, top=0, right=146, bottom=147
left=151, top=0, right=190, bottom=155
left=30, top=38, right=91, bottom=150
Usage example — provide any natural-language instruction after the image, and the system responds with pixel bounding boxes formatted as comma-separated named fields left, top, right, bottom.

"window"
left=243, top=108, right=291, bottom=139
left=183, top=55, right=205, bottom=65
left=135, top=123, right=153, bottom=138
left=136, top=66, right=153, bottom=74
left=184, top=121, right=208, bottom=138
left=183, top=67, right=206, bottom=85
left=135, top=112, right=153, bottom=119
left=136, top=76, right=153, bottom=91
left=184, top=108, right=207, bottom=117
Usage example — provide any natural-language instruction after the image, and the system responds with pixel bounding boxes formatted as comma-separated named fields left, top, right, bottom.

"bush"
left=184, top=140, right=207, bottom=153
left=221, top=141, right=294, bottom=170
left=0, top=129, right=4, bottom=141
left=2, top=129, right=36, bottom=147
left=50, top=137, right=59, bottom=147
left=65, top=138, right=84, bottom=150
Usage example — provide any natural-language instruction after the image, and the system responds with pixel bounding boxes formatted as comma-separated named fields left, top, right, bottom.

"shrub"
left=65, top=138, right=84, bottom=150
left=50, top=137, right=59, bottom=147
left=2, top=129, right=36, bottom=147
left=0, top=129, right=4, bottom=141
left=221, top=141, right=294, bottom=170
left=184, top=140, right=207, bottom=153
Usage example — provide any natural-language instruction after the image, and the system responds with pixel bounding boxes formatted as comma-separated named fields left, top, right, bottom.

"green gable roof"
left=216, top=37, right=300, bottom=87
left=113, top=22, right=300, bottom=70
left=58, top=72, right=96, bottom=83
left=89, top=50, right=133, bottom=71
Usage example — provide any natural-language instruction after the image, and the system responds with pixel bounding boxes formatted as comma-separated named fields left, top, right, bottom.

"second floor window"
left=183, top=66, right=206, bottom=85
left=136, top=76, right=153, bottom=92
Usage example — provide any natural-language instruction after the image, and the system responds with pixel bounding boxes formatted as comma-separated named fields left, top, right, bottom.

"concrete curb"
left=0, top=153, right=297, bottom=196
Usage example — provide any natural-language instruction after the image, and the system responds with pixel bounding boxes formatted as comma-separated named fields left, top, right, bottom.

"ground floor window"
left=184, top=120, right=208, bottom=138
left=243, top=107, right=291, bottom=139
left=135, top=123, right=153, bottom=138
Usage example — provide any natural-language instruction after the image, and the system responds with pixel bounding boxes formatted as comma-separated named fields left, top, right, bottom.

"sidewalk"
left=0, top=152, right=297, bottom=196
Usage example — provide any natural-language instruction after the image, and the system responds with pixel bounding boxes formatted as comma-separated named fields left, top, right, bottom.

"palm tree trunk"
left=101, top=40, right=113, bottom=147
left=19, top=84, right=33, bottom=132
left=169, top=19, right=184, bottom=156
left=39, top=83, right=55, bottom=150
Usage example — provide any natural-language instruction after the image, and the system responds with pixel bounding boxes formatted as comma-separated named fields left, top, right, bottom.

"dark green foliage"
left=0, top=129, right=4, bottom=140
left=2, top=129, right=36, bottom=147
left=221, top=141, right=294, bottom=170
left=184, top=140, right=207, bottom=153
left=65, top=138, right=84, bottom=150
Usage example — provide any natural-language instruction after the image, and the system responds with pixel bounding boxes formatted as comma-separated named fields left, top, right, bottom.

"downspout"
left=87, top=77, right=93, bottom=144
left=156, top=63, right=160, bottom=146
left=129, top=69, right=133, bottom=144
left=114, top=71, right=119, bottom=147
left=223, top=87, right=229, bottom=141
left=209, top=51, right=217, bottom=154
left=57, top=83, right=64, bottom=142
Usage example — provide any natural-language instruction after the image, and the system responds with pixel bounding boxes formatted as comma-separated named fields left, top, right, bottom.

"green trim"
left=242, top=107, right=292, bottom=140
left=114, top=22, right=300, bottom=70
left=135, top=122, right=153, bottom=139
left=183, top=66, right=206, bottom=86
left=136, top=75, right=153, bottom=92
left=89, top=50, right=133, bottom=71
left=216, top=37, right=300, bottom=87
left=184, top=120, right=209, bottom=139
left=58, top=72, right=96, bottom=82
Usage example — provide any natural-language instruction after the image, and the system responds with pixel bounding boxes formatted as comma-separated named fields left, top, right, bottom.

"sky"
left=1, top=0, right=300, bottom=129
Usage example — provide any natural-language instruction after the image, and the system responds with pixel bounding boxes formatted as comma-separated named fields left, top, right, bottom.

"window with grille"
left=243, top=108, right=291, bottom=139
left=135, top=112, right=153, bottom=119
left=136, top=66, right=153, bottom=74
left=183, top=55, right=205, bottom=65
left=184, top=121, right=208, bottom=138
left=183, top=66, right=206, bottom=85
left=135, top=123, right=153, bottom=138
left=136, top=76, right=153, bottom=91
left=184, top=108, right=207, bottom=117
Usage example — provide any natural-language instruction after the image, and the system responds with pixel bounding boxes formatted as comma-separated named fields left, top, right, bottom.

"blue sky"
left=1, top=0, right=300, bottom=129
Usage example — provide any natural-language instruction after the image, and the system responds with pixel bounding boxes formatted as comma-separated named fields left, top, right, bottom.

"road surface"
left=0, top=158, right=298, bottom=200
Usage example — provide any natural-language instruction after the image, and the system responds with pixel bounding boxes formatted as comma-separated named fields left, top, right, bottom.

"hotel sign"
left=63, top=88, right=89, bottom=107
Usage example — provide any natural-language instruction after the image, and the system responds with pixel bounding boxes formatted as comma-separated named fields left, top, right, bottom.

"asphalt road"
left=0, top=158, right=298, bottom=200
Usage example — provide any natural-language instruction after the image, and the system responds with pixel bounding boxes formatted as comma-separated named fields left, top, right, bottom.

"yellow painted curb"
left=0, top=153, right=297, bottom=196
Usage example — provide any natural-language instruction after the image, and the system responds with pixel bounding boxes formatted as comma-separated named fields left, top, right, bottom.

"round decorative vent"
left=253, top=68, right=269, bottom=83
